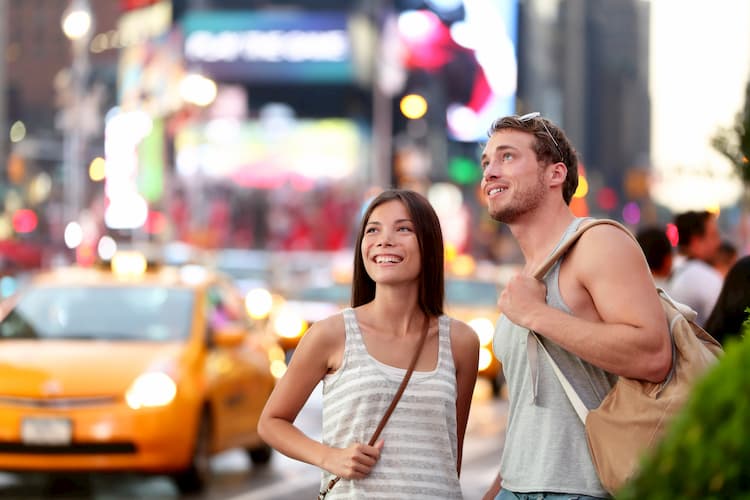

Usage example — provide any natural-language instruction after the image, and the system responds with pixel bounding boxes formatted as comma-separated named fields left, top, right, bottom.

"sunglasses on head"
left=518, top=112, right=564, bottom=163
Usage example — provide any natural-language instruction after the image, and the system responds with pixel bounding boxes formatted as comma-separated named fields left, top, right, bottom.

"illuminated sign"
left=447, top=0, right=518, bottom=142
left=174, top=118, right=366, bottom=190
left=181, top=11, right=355, bottom=83
left=118, top=31, right=185, bottom=116
left=117, top=1, right=172, bottom=47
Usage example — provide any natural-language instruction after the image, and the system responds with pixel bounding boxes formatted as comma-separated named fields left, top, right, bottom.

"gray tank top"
left=493, top=218, right=615, bottom=497
left=321, top=309, right=462, bottom=499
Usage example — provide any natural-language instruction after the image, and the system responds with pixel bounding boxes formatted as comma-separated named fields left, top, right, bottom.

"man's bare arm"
left=499, top=225, right=672, bottom=382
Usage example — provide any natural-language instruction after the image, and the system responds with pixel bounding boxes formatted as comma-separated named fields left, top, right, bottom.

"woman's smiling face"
left=361, top=199, right=421, bottom=286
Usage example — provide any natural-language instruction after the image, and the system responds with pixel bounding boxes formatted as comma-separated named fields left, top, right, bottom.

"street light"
left=61, top=0, right=93, bottom=234
left=179, top=73, right=218, bottom=107
left=61, top=0, right=92, bottom=41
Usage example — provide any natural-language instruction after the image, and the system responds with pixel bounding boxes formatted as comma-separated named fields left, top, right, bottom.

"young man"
left=635, top=226, right=674, bottom=290
left=669, top=210, right=723, bottom=326
left=479, top=113, right=672, bottom=500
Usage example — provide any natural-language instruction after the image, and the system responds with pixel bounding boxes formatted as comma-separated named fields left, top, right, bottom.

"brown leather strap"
left=318, top=316, right=431, bottom=499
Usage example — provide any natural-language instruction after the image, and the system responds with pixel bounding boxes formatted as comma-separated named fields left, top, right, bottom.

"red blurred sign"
left=120, top=0, right=160, bottom=11
left=12, top=209, right=38, bottom=234
left=0, top=239, right=43, bottom=269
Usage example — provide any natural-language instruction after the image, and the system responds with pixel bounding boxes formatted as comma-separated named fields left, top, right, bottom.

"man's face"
left=694, top=215, right=721, bottom=261
left=480, top=129, right=546, bottom=223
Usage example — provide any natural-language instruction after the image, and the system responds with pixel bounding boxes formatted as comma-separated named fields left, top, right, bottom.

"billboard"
left=397, top=0, right=519, bottom=142
left=181, top=11, right=358, bottom=83
left=174, top=118, right=367, bottom=190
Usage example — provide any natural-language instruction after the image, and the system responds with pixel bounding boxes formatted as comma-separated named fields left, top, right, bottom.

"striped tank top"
left=320, top=308, right=463, bottom=499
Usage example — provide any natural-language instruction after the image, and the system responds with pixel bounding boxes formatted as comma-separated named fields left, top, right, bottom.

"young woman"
left=704, top=255, right=750, bottom=345
left=258, top=188, right=479, bottom=499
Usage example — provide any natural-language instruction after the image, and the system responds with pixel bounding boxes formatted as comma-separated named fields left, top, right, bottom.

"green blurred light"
left=447, top=156, right=481, bottom=185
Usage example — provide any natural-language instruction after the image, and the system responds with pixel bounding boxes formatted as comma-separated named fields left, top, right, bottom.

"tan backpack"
left=529, top=218, right=724, bottom=495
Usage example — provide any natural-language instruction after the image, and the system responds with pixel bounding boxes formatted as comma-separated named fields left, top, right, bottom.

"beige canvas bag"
left=529, top=218, right=723, bottom=494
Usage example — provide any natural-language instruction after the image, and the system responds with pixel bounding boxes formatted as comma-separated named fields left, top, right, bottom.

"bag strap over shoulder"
left=532, top=218, right=635, bottom=280
left=529, top=218, right=637, bottom=423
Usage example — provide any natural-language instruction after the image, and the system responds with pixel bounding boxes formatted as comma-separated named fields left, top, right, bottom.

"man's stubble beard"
left=489, top=176, right=546, bottom=224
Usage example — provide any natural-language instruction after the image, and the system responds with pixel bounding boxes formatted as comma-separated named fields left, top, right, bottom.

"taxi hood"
left=0, top=340, right=190, bottom=398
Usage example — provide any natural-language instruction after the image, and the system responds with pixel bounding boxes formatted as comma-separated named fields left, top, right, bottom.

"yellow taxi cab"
left=250, top=251, right=354, bottom=355
left=0, top=252, right=286, bottom=493
left=264, top=280, right=348, bottom=354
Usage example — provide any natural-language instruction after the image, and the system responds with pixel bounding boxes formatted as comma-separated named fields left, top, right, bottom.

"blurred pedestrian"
left=258, top=189, right=479, bottom=499
left=668, top=210, right=723, bottom=326
left=704, top=255, right=750, bottom=345
left=636, top=226, right=674, bottom=290
left=478, top=112, right=671, bottom=500
left=712, top=239, right=738, bottom=278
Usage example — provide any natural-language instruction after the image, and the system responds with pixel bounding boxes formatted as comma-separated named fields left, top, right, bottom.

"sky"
left=648, top=0, right=750, bottom=212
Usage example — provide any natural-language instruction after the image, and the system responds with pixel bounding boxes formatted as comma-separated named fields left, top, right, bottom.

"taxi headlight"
left=111, top=251, right=147, bottom=278
left=125, top=372, right=177, bottom=409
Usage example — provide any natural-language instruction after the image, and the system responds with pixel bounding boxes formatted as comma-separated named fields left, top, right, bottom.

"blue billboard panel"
left=181, top=11, right=355, bottom=83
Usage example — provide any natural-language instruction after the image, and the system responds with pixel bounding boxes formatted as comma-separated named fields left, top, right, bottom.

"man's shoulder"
left=576, top=217, right=631, bottom=237
left=573, top=218, right=641, bottom=253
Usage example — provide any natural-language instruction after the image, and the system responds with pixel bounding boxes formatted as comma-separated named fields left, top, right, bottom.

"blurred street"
left=0, top=380, right=507, bottom=500
left=1, top=0, right=749, bottom=499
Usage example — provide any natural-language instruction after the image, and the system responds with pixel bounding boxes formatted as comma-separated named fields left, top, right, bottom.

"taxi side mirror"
left=212, top=324, right=246, bottom=348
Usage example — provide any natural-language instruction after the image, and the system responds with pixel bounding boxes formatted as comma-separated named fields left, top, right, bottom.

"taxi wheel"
left=173, top=411, right=212, bottom=494
left=246, top=443, right=272, bottom=465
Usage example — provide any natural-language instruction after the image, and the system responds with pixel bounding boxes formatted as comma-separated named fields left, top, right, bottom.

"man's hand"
left=497, top=273, right=547, bottom=328
left=321, top=440, right=384, bottom=479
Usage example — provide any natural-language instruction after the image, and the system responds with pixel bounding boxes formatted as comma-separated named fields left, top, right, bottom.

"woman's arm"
left=257, top=314, right=383, bottom=479
left=450, top=319, right=480, bottom=476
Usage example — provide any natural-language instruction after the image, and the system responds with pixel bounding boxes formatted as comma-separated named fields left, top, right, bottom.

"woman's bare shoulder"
left=304, top=311, right=347, bottom=346
left=447, top=317, right=480, bottom=350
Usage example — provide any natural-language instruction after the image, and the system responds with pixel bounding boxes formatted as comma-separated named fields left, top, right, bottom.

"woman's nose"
left=376, top=231, right=393, bottom=246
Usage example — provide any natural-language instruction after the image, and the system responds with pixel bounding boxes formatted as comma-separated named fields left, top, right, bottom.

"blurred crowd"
left=636, top=210, right=749, bottom=345
left=167, top=181, right=364, bottom=251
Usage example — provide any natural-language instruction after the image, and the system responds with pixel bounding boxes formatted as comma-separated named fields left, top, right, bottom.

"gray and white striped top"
left=320, top=308, right=463, bottom=499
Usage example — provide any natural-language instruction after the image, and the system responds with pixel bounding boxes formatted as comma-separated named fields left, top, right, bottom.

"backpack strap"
left=531, top=218, right=637, bottom=281
left=527, top=218, right=638, bottom=419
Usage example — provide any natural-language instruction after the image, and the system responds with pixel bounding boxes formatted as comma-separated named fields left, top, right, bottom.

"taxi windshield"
left=0, top=286, right=194, bottom=342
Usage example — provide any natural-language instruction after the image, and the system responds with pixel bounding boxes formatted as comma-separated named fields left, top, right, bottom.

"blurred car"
left=0, top=254, right=286, bottom=493
left=210, top=248, right=273, bottom=295
left=267, top=280, right=348, bottom=354
left=267, top=276, right=504, bottom=394
left=444, top=278, right=504, bottom=395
